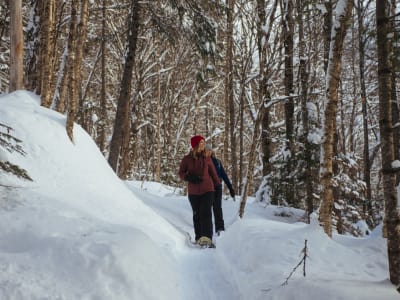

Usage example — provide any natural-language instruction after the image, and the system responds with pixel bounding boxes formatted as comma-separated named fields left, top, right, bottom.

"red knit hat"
left=190, top=135, right=205, bottom=149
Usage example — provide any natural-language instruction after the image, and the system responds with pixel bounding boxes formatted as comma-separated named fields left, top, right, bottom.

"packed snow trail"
left=126, top=183, right=241, bottom=300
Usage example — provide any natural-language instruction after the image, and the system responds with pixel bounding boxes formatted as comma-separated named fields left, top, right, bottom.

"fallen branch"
left=281, top=239, right=308, bottom=286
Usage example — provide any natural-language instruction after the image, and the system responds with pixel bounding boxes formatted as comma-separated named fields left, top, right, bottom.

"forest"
left=0, top=0, right=399, bottom=290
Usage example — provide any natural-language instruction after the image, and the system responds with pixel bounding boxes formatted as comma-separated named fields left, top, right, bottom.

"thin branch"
left=281, top=240, right=308, bottom=286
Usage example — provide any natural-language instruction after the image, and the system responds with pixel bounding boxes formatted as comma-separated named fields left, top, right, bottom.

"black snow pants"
left=188, top=191, right=214, bottom=241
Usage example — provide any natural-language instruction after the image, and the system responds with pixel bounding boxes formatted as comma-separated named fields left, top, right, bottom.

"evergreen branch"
left=0, top=161, right=32, bottom=181
left=0, top=124, right=27, bottom=156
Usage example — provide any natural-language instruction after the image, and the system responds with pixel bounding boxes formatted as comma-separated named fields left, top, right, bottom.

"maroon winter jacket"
left=179, top=153, right=221, bottom=195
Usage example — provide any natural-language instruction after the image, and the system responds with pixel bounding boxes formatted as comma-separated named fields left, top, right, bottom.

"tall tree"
left=376, top=0, right=400, bottom=288
left=108, top=0, right=141, bottom=173
left=224, top=0, right=238, bottom=192
left=239, top=102, right=267, bottom=218
left=389, top=0, right=400, bottom=187
left=319, top=0, right=354, bottom=237
left=25, top=0, right=40, bottom=92
left=282, top=0, right=295, bottom=205
left=9, top=0, right=24, bottom=91
left=96, top=0, right=108, bottom=154
left=65, top=0, right=79, bottom=141
left=356, top=0, right=372, bottom=214
left=257, top=0, right=275, bottom=178
left=297, top=0, right=313, bottom=220
left=39, top=0, right=56, bottom=107
left=75, top=0, right=89, bottom=124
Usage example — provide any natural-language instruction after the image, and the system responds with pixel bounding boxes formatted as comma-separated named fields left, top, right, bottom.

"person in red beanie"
left=179, top=135, right=221, bottom=247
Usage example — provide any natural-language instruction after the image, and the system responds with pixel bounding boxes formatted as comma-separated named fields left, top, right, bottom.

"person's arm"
left=178, top=156, right=189, bottom=181
left=179, top=156, right=202, bottom=183
left=219, top=161, right=235, bottom=197
left=208, top=158, right=221, bottom=186
left=219, top=161, right=232, bottom=189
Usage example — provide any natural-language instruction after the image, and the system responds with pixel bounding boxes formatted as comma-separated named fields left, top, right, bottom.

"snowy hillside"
left=0, top=90, right=398, bottom=299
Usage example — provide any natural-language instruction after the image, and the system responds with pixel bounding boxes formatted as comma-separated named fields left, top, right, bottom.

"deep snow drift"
left=0, top=90, right=398, bottom=300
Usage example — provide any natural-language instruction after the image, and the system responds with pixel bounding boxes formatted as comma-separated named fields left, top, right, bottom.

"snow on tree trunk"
left=319, top=0, right=353, bottom=237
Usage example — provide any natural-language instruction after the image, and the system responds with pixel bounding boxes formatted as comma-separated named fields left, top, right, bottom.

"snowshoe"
left=197, top=236, right=215, bottom=248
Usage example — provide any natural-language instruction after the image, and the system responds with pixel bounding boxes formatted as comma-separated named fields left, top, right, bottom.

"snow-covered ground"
left=0, top=90, right=398, bottom=299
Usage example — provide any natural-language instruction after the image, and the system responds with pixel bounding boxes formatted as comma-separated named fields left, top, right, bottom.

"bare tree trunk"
left=239, top=102, right=267, bottom=218
left=155, top=62, right=162, bottom=181
left=75, top=0, right=89, bottom=124
left=320, top=0, right=353, bottom=237
left=239, top=80, right=244, bottom=194
left=356, top=0, right=372, bottom=213
left=390, top=0, right=400, bottom=187
left=297, top=0, right=313, bottom=220
left=323, top=1, right=332, bottom=73
left=108, top=0, right=141, bottom=173
left=9, top=0, right=24, bottom=91
left=25, top=0, right=40, bottom=92
left=282, top=0, right=295, bottom=205
left=96, top=0, right=108, bottom=153
left=257, top=0, right=276, bottom=179
left=224, top=0, right=238, bottom=191
left=39, top=0, right=56, bottom=108
left=55, top=47, right=69, bottom=113
left=376, top=0, right=400, bottom=288
left=66, top=0, right=79, bottom=141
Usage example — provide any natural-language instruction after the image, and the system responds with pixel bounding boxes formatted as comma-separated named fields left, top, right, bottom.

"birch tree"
left=319, top=0, right=354, bottom=237
left=39, top=0, right=56, bottom=108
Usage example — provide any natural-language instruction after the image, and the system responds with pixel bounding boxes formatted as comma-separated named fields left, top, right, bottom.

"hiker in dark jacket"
left=205, top=144, right=235, bottom=235
left=179, top=135, right=221, bottom=243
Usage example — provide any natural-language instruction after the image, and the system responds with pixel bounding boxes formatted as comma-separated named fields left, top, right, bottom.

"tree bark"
left=155, top=62, right=162, bottom=181
left=9, top=0, right=24, bottom=91
left=224, top=0, right=237, bottom=191
left=257, top=0, right=276, bottom=179
left=25, top=0, right=40, bottom=92
left=320, top=0, right=354, bottom=237
left=390, top=0, right=400, bottom=187
left=76, top=0, right=89, bottom=125
left=108, top=0, right=141, bottom=173
left=39, top=0, right=56, bottom=108
left=323, top=1, right=332, bottom=73
left=96, top=0, right=107, bottom=153
left=239, top=102, right=267, bottom=218
left=356, top=0, right=372, bottom=213
left=282, top=0, right=295, bottom=205
left=376, top=0, right=400, bottom=288
left=297, top=0, right=313, bottom=220
left=66, top=0, right=79, bottom=141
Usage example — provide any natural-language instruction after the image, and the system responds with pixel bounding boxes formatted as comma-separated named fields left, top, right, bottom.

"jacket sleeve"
left=219, top=161, right=233, bottom=190
left=208, top=158, right=221, bottom=187
left=178, top=157, right=189, bottom=181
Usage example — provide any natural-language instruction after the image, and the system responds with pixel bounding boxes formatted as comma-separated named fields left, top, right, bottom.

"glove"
left=185, top=174, right=202, bottom=184
left=229, top=188, right=235, bottom=198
